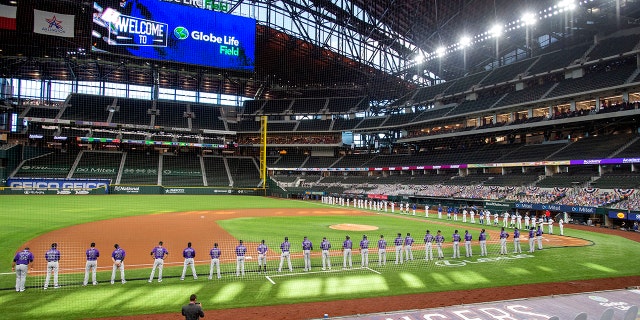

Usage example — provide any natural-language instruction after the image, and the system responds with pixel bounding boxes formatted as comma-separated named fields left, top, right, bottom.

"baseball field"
left=1, top=195, right=639, bottom=320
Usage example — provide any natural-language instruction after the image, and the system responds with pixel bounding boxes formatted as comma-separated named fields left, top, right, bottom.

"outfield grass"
left=0, top=195, right=639, bottom=320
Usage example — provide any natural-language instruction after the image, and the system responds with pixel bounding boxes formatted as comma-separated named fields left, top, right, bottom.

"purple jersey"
left=394, top=236, right=403, bottom=246
left=536, top=227, right=544, bottom=236
left=236, top=244, right=247, bottom=256
left=45, top=248, right=60, bottom=262
left=280, top=241, right=291, bottom=252
left=514, top=229, right=520, bottom=238
left=435, top=235, right=445, bottom=244
left=500, top=230, right=509, bottom=239
left=343, top=239, right=352, bottom=249
left=360, top=239, right=369, bottom=249
left=320, top=240, right=331, bottom=250
left=209, top=247, right=221, bottom=259
left=404, top=236, right=414, bottom=246
left=151, top=246, right=168, bottom=259
left=257, top=244, right=268, bottom=254
left=14, top=250, right=34, bottom=265
left=112, top=248, right=125, bottom=261
left=479, top=232, right=487, bottom=241
left=464, top=233, right=472, bottom=241
left=529, top=229, right=535, bottom=238
left=424, top=233, right=434, bottom=243
left=86, top=248, right=100, bottom=261
left=378, top=239, right=387, bottom=249
left=452, top=233, right=461, bottom=242
left=183, top=247, right=195, bottom=259
left=302, top=239, right=313, bottom=250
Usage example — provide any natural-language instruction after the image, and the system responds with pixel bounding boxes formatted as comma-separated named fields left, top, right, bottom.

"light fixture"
left=459, top=36, right=472, bottom=48
left=521, top=12, right=537, bottom=25
left=489, top=24, right=503, bottom=37
left=436, top=46, right=446, bottom=58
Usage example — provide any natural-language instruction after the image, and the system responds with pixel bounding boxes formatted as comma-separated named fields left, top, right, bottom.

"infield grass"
left=0, top=195, right=639, bottom=320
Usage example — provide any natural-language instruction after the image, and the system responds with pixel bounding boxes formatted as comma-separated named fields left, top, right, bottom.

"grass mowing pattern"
left=0, top=195, right=638, bottom=319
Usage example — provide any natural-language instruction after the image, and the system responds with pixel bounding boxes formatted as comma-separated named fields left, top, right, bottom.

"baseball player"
left=494, top=212, right=499, bottom=226
left=257, top=240, right=268, bottom=274
left=320, top=237, right=331, bottom=270
left=464, top=230, right=473, bottom=257
left=437, top=204, right=443, bottom=219
left=435, top=230, right=445, bottom=259
left=394, top=233, right=403, bottom=264
left=425, top=204, right=429, bottom=217
left=83, top=242, right=99, bottom=286
left=278, top=237, right=292, bottom=272
left=536, top=226, right=544, bottom=250
left=404, top=233, right=414, bottom=261
left=343, top=235, right=353, bottom=269
left=485, top=210, right=492, bottom=225
left=209, top=243, right=222, bottom=279
left=499, top=227, right=509, bottom=255
left=503, top=211, right=509, bottom=228
left=451, top=230, right=461, bottom=259
left=43, top=243, right=60, bottom=290
left=516, top=213, right=523, bottom=229
left=110, top=244, right=126, bottom=284
left=377, top=235, right=387, bottom=266
left=12, top=247, right=34, bottom=292
left=478, top=210, right=485, bottom=225
left=469, top=208, right=475, bottom=224
left=180, top=242, right=198, bottom=280
left=424, top=230, right=434, bottom=261
left=236, top=240, right=247, bottom=276
left=412, top=203, right=417, bottom=215
left=479, top=229, right=488, bottom=256
left=148, top=241, right=168, bottom=283
left=528, top=227, right=536, bottom=253
left=559, top=218, right=564, bottom=236
left=513, top=228, right=522, bottom=253
left=453, top=207, right=458, bottom=221
left=462, top=208, right=467, bottom=223
left=548, top=218, right=554, bottom=234
left=525, top=214, right=531, bottom=229
left=360, top=235, right=369, bottom=267
left=302, top=236, right=313, bottom=271
left=447, top=207, right=452, bottom=220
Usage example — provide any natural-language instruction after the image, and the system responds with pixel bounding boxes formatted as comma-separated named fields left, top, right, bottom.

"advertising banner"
left=515, top=202, right=598, bottom=214
left=33, top=9, right=75, bottom=38
left=92, top=0, right=255, bottom=71
left=608, top=210, right=640, bottom=221
left=6, top=178, right=109, bottom=193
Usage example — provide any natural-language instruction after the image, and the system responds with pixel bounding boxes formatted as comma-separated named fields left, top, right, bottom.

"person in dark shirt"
left=182, top=294, right=204, bottom=320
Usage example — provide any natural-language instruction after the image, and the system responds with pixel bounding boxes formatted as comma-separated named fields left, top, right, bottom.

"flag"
left=0, top=4, right=17, bottom=30
left=33, top=9, right=74, bottom=38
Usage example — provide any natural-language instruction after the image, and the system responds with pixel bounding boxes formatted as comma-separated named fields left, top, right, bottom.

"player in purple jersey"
left=343, top=235, right=353, bottom=268
left=377, top=235, right=387, bottom=266
left=149, top=241, right=169, bottom=283
left=360, top=235, right=369, bottom=267
left=302, top=236, right=313, bottom=271
left=43, top=243, right=61, bottom=290
left=451, top=230, right=461, bottom=259
left=499, top=227, right=510, bottom=255
left=404, top=233, right=414, bottom=261
left=424, top=230, right=434, bottom=261
left=435, top=231, right=445, bottom=259
left=257, top=240, right=268, bottom=274
left=180, top=242, right=198, bottom=280
left=209, top=243, right=222, bottom=279
left=278, top=237, right=292, bottom=272
left=12, top=247, right=33, bottom=292
left=513, top=228, right=522, bottom=253
left=479, top=229, right=488, bottom=256
left=536, top=225, right=544, bottom=250
left=528, top=227, right=536, bottom=252
left=235, top=240, right=247, bottom=276
left=110, top=244, right=126, bottom=284
left=464, top=230, right=473, bottom=257
left=320, top=237, right=331, bottom=270
left=83, top=242, right=100, bottom=286
left=394, top=233, right=403, bottom=264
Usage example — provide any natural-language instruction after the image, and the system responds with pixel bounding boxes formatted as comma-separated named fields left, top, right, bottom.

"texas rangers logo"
left=46, top=16, right=63, bottom=29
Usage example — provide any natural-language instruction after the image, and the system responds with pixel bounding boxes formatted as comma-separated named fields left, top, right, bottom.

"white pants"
left=404, top=245, right=414, bottom=261
left=149, top=258, right=164, bottom=281
left=560, top=225, right=564, bottom=236
left=322, top=250, right=331, bottom=270
left=181, top=258, right=198, bottom=279
left=378, top=249, right=386, bottom=265
left=209, top=258, right=221, bottom=279
left=111, top=260, right=125, bottom=283
left=500, top=238, right=508, bottom=254
left=537, top=236, right=543, bottom=250
left=343, top=249, right=352, bottom=268
left=258, top=254, right=267, bottom=268
left=361, top=248, right=369, bottom=267
left=452, top=241, right=460, bottom=258
left=15, top=264, right=28, bottom=291
left=529, top=238, right=535, bottom=252
left=464, top=241, right=472, bottom=257
left=44, top=261, right=59, bottom=288
left=425, top=243, right=433, bottom=260
left=236, top=256, right=245, bottom=276
left=278, top=252, right=292, bottom=272
left=84, top=260, right=97, bottom=285
left=436, top=243, right=444, bottom=258
left=480, top=240, right=487, bottom=256
left=513, top=238, right=522, bottom=253
left=395, top=246, right=403, bottom=264
left=303, top=250, right=311, bottom=271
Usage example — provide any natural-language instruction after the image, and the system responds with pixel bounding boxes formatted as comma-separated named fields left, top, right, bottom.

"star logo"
left=46, top=16, right=63, bottom=29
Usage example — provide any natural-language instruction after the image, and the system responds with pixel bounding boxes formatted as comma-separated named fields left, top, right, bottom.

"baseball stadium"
left=1, top=0, right=640, bottom=319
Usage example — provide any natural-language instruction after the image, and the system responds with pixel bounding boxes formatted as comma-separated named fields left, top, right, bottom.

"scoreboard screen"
left=92, top=0, right=255, bottom=72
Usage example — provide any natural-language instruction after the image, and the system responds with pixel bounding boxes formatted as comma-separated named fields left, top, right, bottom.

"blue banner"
left=92, top=0, right=255, bottom=71
left=514, top=202, right=597, bottom=214
left=608, top=210, right=640, bottom=221
left=7, top=178, right=110, bottom=193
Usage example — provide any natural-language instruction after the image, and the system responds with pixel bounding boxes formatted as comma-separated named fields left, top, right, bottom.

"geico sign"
left=10, top=181, right=108, bottom=189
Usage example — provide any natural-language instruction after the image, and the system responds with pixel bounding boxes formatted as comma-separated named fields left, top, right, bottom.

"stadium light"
left=521, top=12, right=537, bottom=25
left=459, top=36, right=472, bottom=48
left=558, top=0, right=576, bottom=11
left=489, top=24, right=503, bottom=37
left=436, top=46, right=446, bottom=58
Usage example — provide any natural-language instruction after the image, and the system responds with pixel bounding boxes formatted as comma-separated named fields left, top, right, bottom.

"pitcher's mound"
left=329, top=223, right=379, bottom=231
